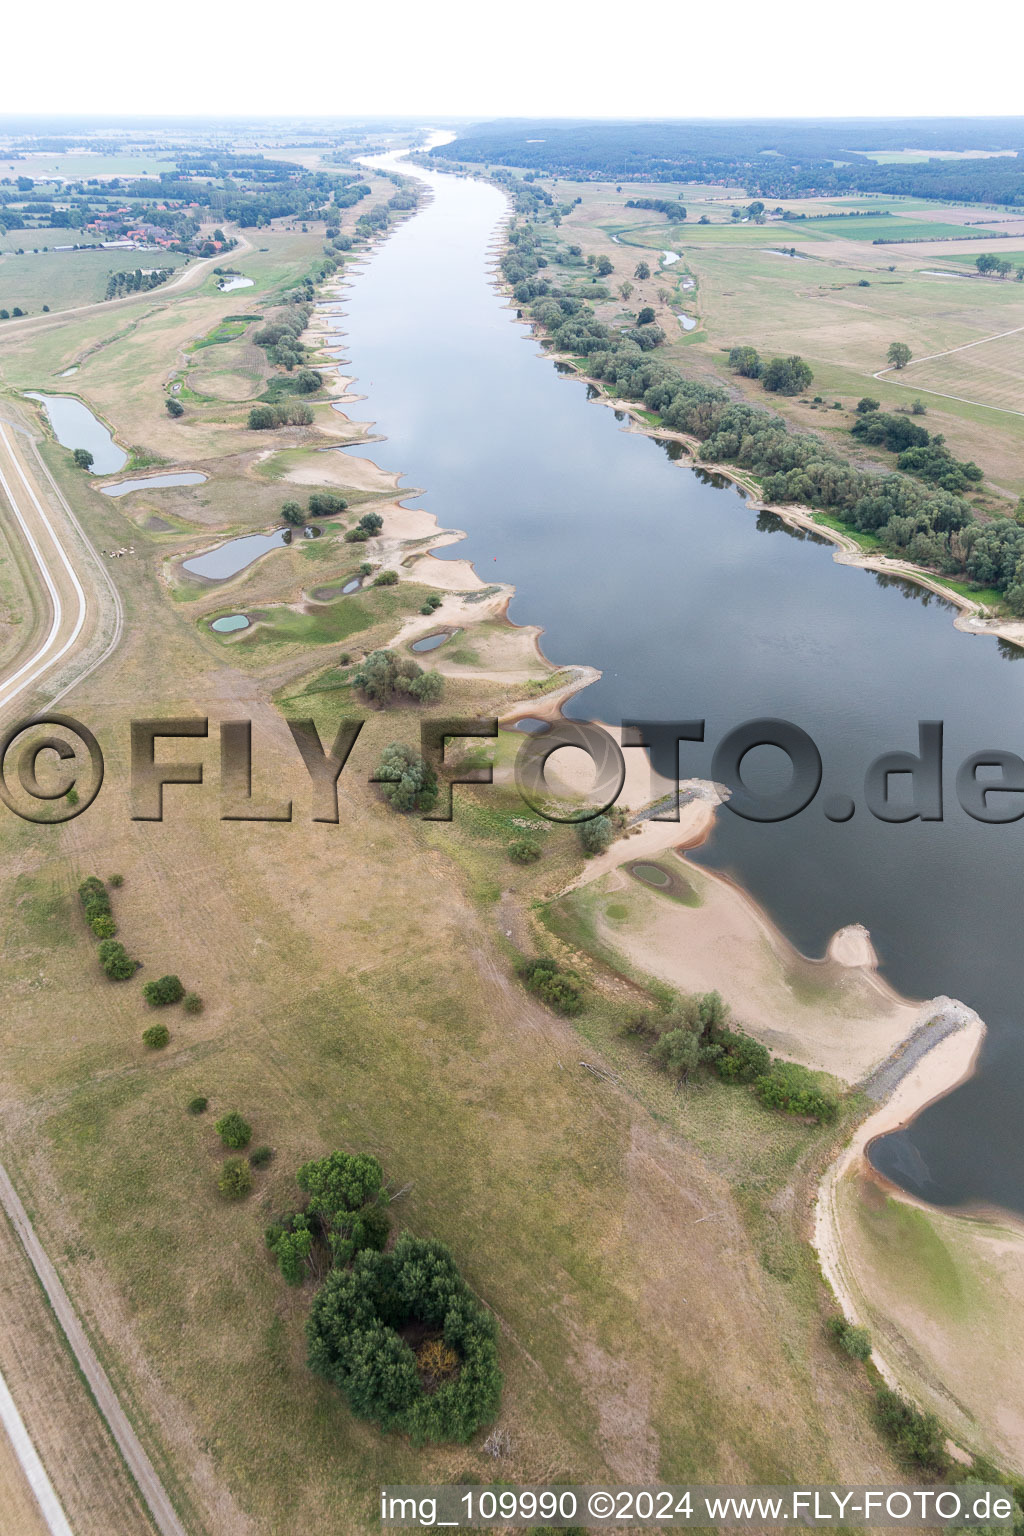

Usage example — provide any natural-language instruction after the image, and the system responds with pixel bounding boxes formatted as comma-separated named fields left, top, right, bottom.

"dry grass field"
left=888, top=326, right=1024, bottom=414
left=0, top=187, right=917, bottom=1530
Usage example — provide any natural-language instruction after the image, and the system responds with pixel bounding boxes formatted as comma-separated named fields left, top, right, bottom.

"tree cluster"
left=247, top=401, right=314, bottom=430
left=355, top=650, right=445, bottom=708
left=306, top=1232, right=502, bottom=1443
left=104, top=267, right=173, bottom=302
left=728, top=346, right=813, bottom=394
left=373, top=740, right=439, bottom=813
left=631, top=990, right=839, bottom=1119
left=624, top=197, right=687, bottom=221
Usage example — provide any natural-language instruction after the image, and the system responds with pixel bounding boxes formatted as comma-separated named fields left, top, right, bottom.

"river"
left=330, top=145, right=1022, bottom=1217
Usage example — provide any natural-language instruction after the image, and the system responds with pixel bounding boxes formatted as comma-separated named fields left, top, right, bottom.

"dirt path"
left=0, top=1165, right=188, bottom=1536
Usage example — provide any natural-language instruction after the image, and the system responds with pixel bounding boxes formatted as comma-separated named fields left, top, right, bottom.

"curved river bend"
left=330, top=150, right=1023, bottom=1216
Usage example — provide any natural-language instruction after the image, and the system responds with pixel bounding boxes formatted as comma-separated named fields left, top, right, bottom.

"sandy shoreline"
left=813, top=1009, right=985, bottom=1386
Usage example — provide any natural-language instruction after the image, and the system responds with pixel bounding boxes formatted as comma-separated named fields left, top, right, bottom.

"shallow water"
left=411, top=631, right=451, bottom=652
left=101, top=472, right=207, bottom=497
left=183, top=528, right=289, bottom=580
left=218, top=275, right=254, bottom=291
left=210, top=614, right=250, bottom=632
left=26, top=392, right=127, bottom=474
left=336, top=152, right=1024, bottom=1214
left=676, top=313, right=698, bottom=331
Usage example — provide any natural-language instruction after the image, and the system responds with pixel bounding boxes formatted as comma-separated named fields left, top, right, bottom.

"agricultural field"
left=0, top=248, right=189, bottom=316
left=0, top=152, right=175, bottom=179
left=794, top=215, right=998, bottom=241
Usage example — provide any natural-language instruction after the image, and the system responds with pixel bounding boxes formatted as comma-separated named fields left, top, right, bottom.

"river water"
left=331, top=151, right=1022, bottom=1217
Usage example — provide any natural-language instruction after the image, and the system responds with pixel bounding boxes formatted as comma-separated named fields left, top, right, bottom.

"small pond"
left=661, top=251, right=680, bottom=265
left=183, top=528, right=290, bottom=580
left=411, top=630, right=455, bottom=652
left=60, top=366, right=79, bottom=377
left=342, top=577, right=362, bottom=593
left=676, top=313, right=697, bottom=331
left=631, top=863, right=672, bottom=888
left=101, top=472, right=207, bottom=498
left=210, top=614, right=250, bottom=633
left=217, top=275, right=254, bottom=292
left=26, top=392, right=127, bottom=474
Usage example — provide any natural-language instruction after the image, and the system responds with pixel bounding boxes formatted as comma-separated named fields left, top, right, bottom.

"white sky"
left=5, top=0, right=1022, bottom=120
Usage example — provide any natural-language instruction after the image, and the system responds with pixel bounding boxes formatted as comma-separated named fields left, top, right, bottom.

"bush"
left=357, top=511, right=383, bottom=535
left=508, top=838, right=541, bottom=863
left=517, top=957, right=584, bottom=1015
left=343, top=527, right=369, bottom=542
left=710, top=1025, right=771, bottom=1084
left=873, top=1387, right=948, bottom=1474
left=577, top=814, right=614, bottom=855
left=267, top=1220, right=312, bottom=1284
left=98, top=940, right=136, bottom=980
left=280, top=501, right=305, bottom=526
left=165, top=397, right=184, bottom=418
left=406, top=670, right=444, bottom=703
left=89, top=913, right=117, bottom=939
left=182, top=992, right=203, bottom=1014
left=78, top=876, right=109, bottom=913
left=142, top=974, right=185, bottom=1007
left=142, top=1023, right=170, bottom=1049
left=72, top=448, right=94, bottom=470
left=306, top=1234, right=502, bottom=1443
left=358, top=561, right=373, bottom=575
left=827, top=1315, right=872, bottom=1361
left=187, top=1096, right=208, bottom=1115
left=652, top=1026, right=700, bottom=1082
left=218, top=1157, right=253, bottom=1200
left=108, top=874, right=124, bottom=888
left=754, top=1060, right=839, bottom=1121
left=374, top=569, right=398, bottom=586
left=249, top=1144, right=274, bottom=1168
left=215, top=1111, right=253, bottom=1149
left=308, top=491, right=347, bottom=516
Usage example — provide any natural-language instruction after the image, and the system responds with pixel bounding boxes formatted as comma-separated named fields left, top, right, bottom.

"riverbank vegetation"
left=504, top=223, right=1024, bottom=611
